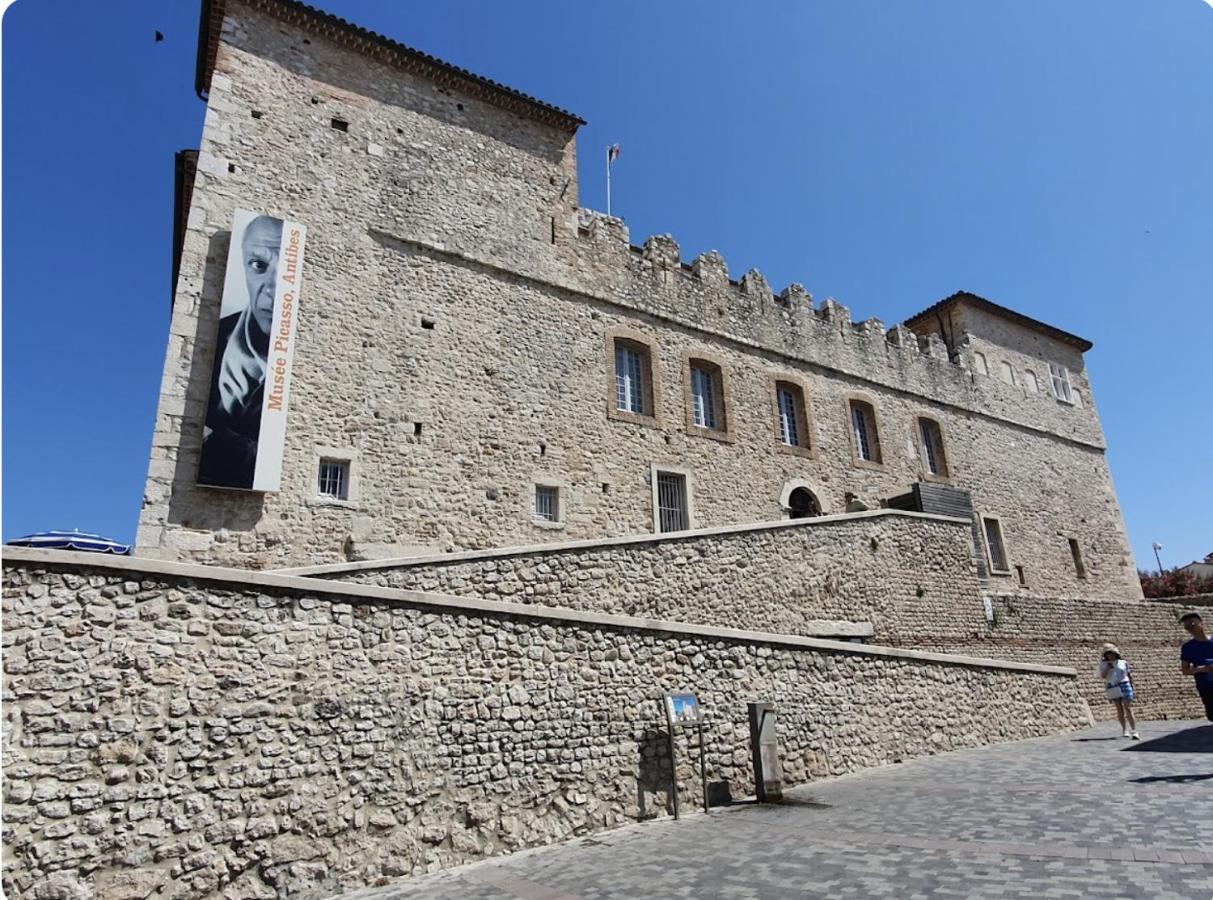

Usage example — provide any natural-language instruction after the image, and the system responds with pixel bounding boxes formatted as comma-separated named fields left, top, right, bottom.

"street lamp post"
left=1152, top=542, right=1164, bottom=576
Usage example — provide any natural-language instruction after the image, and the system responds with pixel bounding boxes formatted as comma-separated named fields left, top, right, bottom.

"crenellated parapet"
left=569, top=208, right=1105, bottom=448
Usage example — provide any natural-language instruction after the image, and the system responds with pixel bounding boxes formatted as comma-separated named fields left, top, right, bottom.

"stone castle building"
left=11, top=6, right=1204, bottom=896
left=137, top=0, right=1140, bottom=601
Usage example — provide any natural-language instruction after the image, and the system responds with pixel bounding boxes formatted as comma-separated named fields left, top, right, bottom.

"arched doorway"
left=787, top=487, right=822, bottom=519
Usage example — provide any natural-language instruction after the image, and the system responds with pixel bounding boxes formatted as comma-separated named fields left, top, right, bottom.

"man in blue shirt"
left=1179, top=612, right=1213, bottom=721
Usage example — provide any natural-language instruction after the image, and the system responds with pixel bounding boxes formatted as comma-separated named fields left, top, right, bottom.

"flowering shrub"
left=1138, top=568, right=1213, bottom=599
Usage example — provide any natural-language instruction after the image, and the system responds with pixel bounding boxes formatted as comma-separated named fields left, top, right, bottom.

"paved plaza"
left=347, top=720, right=1213, bottom=900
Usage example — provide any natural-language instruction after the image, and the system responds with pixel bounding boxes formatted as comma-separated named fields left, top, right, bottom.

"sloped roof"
left=195, top=0, right=586, bottom=131
left=904, top=291, right=1093, bottom=352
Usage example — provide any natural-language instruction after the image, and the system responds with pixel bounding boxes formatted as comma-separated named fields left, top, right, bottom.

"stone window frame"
left=1049, top=362, right=1074, bottom=404
left=531, top=477, right=567, bottom=532
left=843, top=393, right=886, bottom=470
left=768, top=374, right=818, bottom=460
left=779, top=478, right=830, bottom=518
left=972, top=350, right=989, bottom=377
left=605, top=327, right=661, bottom=429
left=912, top=413, right=952, bottom=484
left=308, top=446, right=359, bottom=509
left=650, top=463, right=695, bottom=534
left=998, top=360, right=1017, bottom=387
left=1024, top=369, right=1040, bottom=393
left=681, top=350, right=736, bottom=444
left=979, top=512, right=1012, bottom=576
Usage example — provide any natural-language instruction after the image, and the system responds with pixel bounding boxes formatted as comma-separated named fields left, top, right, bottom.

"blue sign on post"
left=666, top=692, right=702, bottom=726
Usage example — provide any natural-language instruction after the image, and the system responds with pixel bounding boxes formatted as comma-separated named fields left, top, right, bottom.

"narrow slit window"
left=849, top=400, right=882, bottom=463
left=982, top=517, right=1009, bottom=574
left=918, top=417, right=948, bottom=477
left=318, top=459, right=349, bottom=500
left=655, top=471, right=689, bottom=533
left=1069, top=538, right=1087, bottom=579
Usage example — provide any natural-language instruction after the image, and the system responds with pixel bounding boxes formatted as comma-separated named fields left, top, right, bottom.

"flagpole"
left=606, top=145, right=612, bottom=217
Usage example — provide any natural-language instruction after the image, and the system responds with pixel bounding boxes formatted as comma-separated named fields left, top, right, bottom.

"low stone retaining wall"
left=284, top=515, right=1205, bottom=725
left=928, top=594, right=1202, bottom=722
left=290, top=510, right=988, bottom=644
left=2, top=550, right=1084, bottom=900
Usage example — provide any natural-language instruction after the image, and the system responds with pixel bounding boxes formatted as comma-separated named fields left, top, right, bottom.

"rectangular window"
left=1015, top=565, right=1027, bottom=586
left=534, top=485, right=559, bottom=523
left=1069, top=538, right=1087, bottom=579
left=318, top=459, right=349, bottom=500
left=918, top=418, right=948, bottom=477
left=1049, top=363, right=1073, bottom=403
left=655, top=471, right=689, bottom=533
left=690, top=364, right=717, bottom=429
left=982, top=517, right=1009, bottom=573
left=615, top=344, right=647, bottom=414
left=776, top=384, right=802, bottom=447
left=850, top=400, right=881, bottom=463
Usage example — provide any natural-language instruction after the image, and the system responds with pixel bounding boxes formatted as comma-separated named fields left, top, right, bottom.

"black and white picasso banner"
left=197, top=210, right=306, bottom=492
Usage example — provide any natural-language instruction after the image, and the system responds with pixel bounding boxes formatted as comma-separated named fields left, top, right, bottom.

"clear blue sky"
left=3, top=0, right=1210, bottom=570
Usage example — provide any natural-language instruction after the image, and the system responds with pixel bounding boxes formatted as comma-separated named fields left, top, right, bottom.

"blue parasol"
left=6, top=530, right=133, bottom=555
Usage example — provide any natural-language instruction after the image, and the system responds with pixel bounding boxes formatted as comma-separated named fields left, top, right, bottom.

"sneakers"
left=1131, top=731, right=1141, bottom=740
left=1123, top=729, right=1132, bottom=738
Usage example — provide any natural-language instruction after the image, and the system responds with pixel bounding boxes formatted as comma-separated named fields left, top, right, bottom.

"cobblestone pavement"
left=345, top=720, right=1213, bottom=899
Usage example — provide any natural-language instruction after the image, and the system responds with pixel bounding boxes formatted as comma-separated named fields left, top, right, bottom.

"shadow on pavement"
left=1130, top=773, right=1213, bottom=784
left=1072, top=737, right=1121, bottom=742
left=1122, top=725, right=1213, bottom=753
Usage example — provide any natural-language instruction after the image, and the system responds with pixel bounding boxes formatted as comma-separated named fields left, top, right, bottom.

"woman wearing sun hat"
left=1098, top=643, right=1139, bottom=739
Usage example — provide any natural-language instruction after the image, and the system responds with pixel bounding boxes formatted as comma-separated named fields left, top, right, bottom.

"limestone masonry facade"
left=137, top=0, right=1140, bottom=600
left=1, top=551, right=1090, bottom=899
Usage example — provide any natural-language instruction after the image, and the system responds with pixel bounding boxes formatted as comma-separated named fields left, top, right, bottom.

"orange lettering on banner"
left=266, top=227, right=302, bottom=415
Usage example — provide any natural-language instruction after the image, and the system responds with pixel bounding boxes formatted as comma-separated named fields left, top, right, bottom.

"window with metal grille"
left=850, top=400, right=881, bottom=463
left=534, top=485, right=559, bottom=523
left=982, top=517, right=1009, bottom=573
left=776, top=383, right=804, bottom=447
left=655, top=471, right=688, bottom=533
left=690, top=363, right=718, bottom=429
left=1049, top=363, right=1073, bottom=403
left=1068, top=538, right=1087, bottom=579
left=614, top=342, right=649, bottom=415
left=918, top=418, right=947, bottom=477
left=318, top=459, right=349, bottom=500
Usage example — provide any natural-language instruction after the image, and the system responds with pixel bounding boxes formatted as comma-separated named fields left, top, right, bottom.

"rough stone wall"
left=136, top=0, right=1139, bottom=603
left=2, top=556, right=1087, bottom=900
left=973, top=594, right=1203, bottom=722
left=307, top=520, right=1201, bottom=723
left=315, top=512, right=988, bottom=644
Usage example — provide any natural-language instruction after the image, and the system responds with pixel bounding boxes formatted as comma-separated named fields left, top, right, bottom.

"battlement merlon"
left=570, top=209, right=1105, bottom=449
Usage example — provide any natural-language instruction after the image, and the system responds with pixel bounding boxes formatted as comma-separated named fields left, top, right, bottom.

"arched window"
left=848, top=399, right=882, bottom=464
left=787, top=487, right=822, bottom=519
